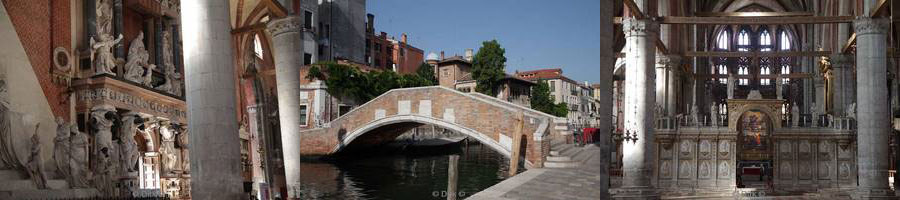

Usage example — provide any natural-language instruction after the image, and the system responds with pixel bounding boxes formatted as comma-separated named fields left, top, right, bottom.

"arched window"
left=760, top=29, right=772, bottom=52
left=779, top=30, right=792, bottom=84
left=253, top=34, right=264, bottom=58
left=760, top=65, right=771, bottom=85
left=737, top=29, right=751, bottom=52
left=717, top=30, right=730, bottom=50
left=738, top=65, right=749, bottom=85
left=780, top=31, right=791, bottom=50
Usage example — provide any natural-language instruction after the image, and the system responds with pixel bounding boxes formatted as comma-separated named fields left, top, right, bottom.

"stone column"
left=853, top=17, right=895, bottom=199
left=181, top=0, right=243, bottom=199
left=666, top=57, right=681, bottom=117
left=830, top=54, right=851, bottom=116
left=598, top=0, right=614, bottom=197
left=614, top=18, right=659, bottom=199
left=655, top=56, right=668, bottom=114
left=266, top=15, right=306, bottom=199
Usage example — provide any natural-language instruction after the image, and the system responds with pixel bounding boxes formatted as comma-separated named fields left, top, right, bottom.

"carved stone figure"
left=91, top=105, right=118, bottom=193
left=69, top=124, right=90, bottom=188
left=709, top=104, right=719, bottom=126
left=791, top=103, right=800, bottom=127
left=159, top=123, right=178, bottom=174
left=847, top=102, right=857, bottom=119
left=0, top=78, right=23, bottom=170
left=747, top=90, right=762, bottom=100
left=178, top=129, right=190, bottom=173
left=156, top=30, right=176, bottom=93
left=124, top=32, right=150, bottom=83
left=143, top=63, right=156, bottom=87
left=95, top=0, right=112, bottom=36
left=691, top=104, right=700, bottom=126
left=119, top=113, right=140, bottom=173
left=53, top=117, right=71, bottom=181
left=810, top=102, right=819, bottom=127
left=727, top=74, right=735, bottom=99
left=90, top=34, right=123, bottom=76
left=26, top=129, right=47, bottom=189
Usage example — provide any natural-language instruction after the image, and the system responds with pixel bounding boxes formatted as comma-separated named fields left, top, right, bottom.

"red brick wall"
left=3, top=0, right=71, bottom=120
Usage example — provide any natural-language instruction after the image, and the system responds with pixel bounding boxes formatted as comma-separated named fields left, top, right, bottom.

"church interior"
left=609, top=0, right=900, bottom=199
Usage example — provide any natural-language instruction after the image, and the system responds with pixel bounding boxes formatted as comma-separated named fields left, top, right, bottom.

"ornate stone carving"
left=124, top=32, right=152, bottom=84
left=53, top=47, right=71, bottom=73
left=143, top=63, right=156, bottom=87
left=660, top=160, right=671, bottom=178
left=746, top=90, right=762, bottom=99
left=679, top=160, right=693, bottom=179
left=95, top=0, right=113, bottom=36
left=709, top=104, right=718, bottom=126
left=53, top=117, right=71, bottom=182
left=718, top=140, right=730, bottom=158
left=699, top=161, right=711, bottom=178
left=159, top=122, right=178, bottom=174
left=780, top=162, right=792, bottom=179
left=839, top=162, right=851, bottom=179
left=810, top=102, right=819, bottom=127
left=775, top=74, right=783, bottom=99
left=818, top=162, right=831, bottom=179
left=679, top=140, right=692, bottom=159
left=26, top=130, right=47, bottom=189
left=0, top=77, right=19, bottom=170
left=156, top=30, right=180, bottom=95
left=690, top=104, right=699, bottom=126
left=718, top=161, right=730, bottom=178
left=266, top=16, right=304, bottom=37
left=90, top=34, right=123, bottom=76
left=69, top=123, right=90, bottom=188
left=847, top=102, right=856, bottom=119
left=76, top=87, right=187, bottom=121
left=91, top=105, right=118, bottom=193
left=178, top=128, right=189, bottom=173
left=119, top=113, right=140, bottom=173
left=622, top=18, right=659, bottom=37
left=854, top=17, right=889, bottom=36
left=699, top=140, right=711, bottom=159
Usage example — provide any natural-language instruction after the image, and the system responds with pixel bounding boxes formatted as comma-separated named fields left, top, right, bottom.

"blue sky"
left=367, top=0, right=602, bottom=84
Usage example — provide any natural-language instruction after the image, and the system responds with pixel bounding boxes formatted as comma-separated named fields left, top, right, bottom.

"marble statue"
left=810, top=102, right=819, bottom=127
left=159, top=123, right=178, bottom=174
left=0, top=78, right=22, bottom=170
left=710, top=104, right=719, bottom=126
left=747, top=90, right=762, bottom=100
left=791, top=103, right=800, bottom=127
left=68, top=123, right=89, bottom=188
left=26, top=128, right=47, bottom=189
left=96, top=0, right=112, bottom=36
left=91, top=105, right=118, bottom=193
left=691, top=104, right=700, bottom=126
left=727, top=74, right=735, bottom=99
left=156, top=30, right=177, bottom=94
left=119, top=113, right=140, bottom=173
left=124, top=32, right=150, bottom=84
left=140, top=121, right=158, bottom=151
left=847, top=103, right=857, bottom=119
left=143, top=62, right=156, bottom=87
left=53, top=117, right=71, bottom=181
left=90, top=34, right=123, bottom=76
left=178, top=128, right=189, bottom=173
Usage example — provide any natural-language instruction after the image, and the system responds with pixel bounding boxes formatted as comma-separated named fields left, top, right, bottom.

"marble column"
left=598, top=0, right=613, bottom=197
left=266, top=15, right=305, bottom=199
left=181, top=0, right=243, bottom=199
left=615, top=18, right=659, bottom=199
left=655, top=56, right=668, bottom=115
left=853, top=17, right=895, bottom=199
left=830, top=54, right=851, bottom=116
left=666, top=57, right=680, bottom=117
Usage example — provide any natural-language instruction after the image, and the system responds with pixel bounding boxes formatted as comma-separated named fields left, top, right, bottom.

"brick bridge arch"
left=299, top=86, right=566, bottom=167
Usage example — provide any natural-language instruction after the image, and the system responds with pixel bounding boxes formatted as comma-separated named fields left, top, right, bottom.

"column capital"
left=266, top=16, right=303, bottom=37
left=623, top=18, right=659, bottom=38
left=853, top=17, right=889, bottom=36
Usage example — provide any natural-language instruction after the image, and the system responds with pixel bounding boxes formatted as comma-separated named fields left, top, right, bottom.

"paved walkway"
left=467, top=144, right=606, bottom=200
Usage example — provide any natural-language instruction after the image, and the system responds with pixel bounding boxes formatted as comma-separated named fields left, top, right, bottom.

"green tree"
left=472, top=40, right=507, bottom=96
left=415, top=62, right=437, bottom=85
left=530, top=81, right=568, bottom=117
left=307, top=62, right=434, bottom=103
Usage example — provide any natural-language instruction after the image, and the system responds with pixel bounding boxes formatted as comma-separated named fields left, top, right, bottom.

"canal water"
left=297, top=141, right=519, bottom=199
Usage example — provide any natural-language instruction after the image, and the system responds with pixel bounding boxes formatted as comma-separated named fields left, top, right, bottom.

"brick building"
left=365, top=14, right=424, bottom=74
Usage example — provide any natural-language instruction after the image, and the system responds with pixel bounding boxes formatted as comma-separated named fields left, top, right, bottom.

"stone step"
left=549, top=144, right=574, bottom=156
left=0, top=170, right=25, bottom=180
left=543, top=160, right=581, bottom=168
left=0, top=179, right=69, bottom=191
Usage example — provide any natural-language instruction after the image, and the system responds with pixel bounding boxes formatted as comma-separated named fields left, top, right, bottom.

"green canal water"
left=296, top=141, right=518, bottom=200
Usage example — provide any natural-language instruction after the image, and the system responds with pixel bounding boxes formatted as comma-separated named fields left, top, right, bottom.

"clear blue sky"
left=367, top=0, right=602, bottom=84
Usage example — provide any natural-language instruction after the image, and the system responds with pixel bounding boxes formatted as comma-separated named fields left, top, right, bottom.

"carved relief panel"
left=718, top=140, right=731, bottom=160
left=699, top=140, right=713, bottom=160
left=798, top=140, right=813, bottom=180
left=679, top=140, right=693, bottom=160
left=818, top=141, right=833, bottom=180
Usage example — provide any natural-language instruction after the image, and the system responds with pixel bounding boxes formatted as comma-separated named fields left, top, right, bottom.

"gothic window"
left=737, top=29, right=750, bottom=52
left=759, top=29, right=773, bottom=52
left=253, top=34, right=264, bottom=58
left=738, top=65, right=749, bottom=85
left=779, top=30, right=793, bottom=84
left=717, top=30, right=730, bottom=50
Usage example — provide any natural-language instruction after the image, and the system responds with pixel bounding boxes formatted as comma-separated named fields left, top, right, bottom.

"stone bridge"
left=298, top=86, right=566, bottom=167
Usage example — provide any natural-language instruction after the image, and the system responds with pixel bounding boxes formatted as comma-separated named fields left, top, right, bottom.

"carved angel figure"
left=90, top=34, right=123, bottom=76
left=119, top=113, right=140, bottom=173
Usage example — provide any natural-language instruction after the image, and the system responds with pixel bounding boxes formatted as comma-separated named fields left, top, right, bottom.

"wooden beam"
left=695, top=12, right=813, bottom=17
left=870, top=0, right=890, bottom=17
left=659, top=16, right=854, bottom=24
left=656, top=38, right=669, bottom=55
left=684, top=51, right=831, bottom=57
left=623, top=0, right=646, bottom=19
left=842, top=33, right=856, bottom=54
left=698, top=73, right=812, bottom=79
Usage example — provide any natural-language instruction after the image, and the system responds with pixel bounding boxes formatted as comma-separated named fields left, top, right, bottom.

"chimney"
left=440, top=51, right=445, bottom=60
left=401, top=33, right=407, bottom=43
left=367, top=14, right=375, bottom=32
left=464, top=49, right=473, bottom=62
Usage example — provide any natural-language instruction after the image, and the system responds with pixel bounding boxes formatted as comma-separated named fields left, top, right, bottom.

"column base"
left=612, top=186, right=660, bottom=200
left=852, top=188, right=896, bottom=200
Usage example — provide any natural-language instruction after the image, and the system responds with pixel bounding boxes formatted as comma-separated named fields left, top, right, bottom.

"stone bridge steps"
left=545, top=140, right=591, bottom=168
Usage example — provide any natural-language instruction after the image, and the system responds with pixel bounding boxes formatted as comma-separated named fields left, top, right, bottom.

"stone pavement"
left=467, top=144, right=606, bottom=200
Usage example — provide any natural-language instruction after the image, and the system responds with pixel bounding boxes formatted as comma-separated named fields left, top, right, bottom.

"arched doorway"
left=736, top=110, right=774, bottom=188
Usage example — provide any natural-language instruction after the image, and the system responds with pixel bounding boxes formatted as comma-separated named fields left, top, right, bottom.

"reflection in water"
left=298, top=141, right=516, bottom=199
